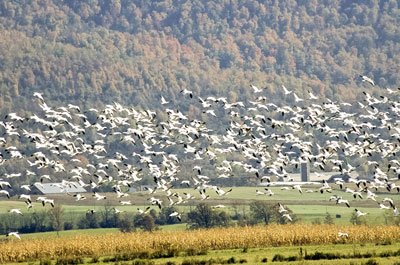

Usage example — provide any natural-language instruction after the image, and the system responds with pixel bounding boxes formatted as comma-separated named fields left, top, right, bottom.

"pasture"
left=1, top=185, right=399, bottom=227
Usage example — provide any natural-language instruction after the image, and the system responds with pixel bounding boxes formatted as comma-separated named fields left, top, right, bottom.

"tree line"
left=3, top=201, right=395, bottom=236
left=0, top=202, right=300, bottom=235
left=0, top=0, right=399, bottom=187
left=0, top=0, right=399, bottom=113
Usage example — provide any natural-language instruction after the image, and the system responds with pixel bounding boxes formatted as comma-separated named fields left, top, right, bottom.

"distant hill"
left=0, top=1, right=399, bottom=192
left=0, top=0, right=399, bottom=114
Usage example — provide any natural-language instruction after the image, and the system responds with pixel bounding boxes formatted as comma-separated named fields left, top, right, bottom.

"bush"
left=55, top=256, right=83, bottom=265
left=88, top=256, right=99, bottom=263
left=40, top=259, right=52, bottom=265
left=134, top=214, right=158, bottom=232
left=77, top=213, right=99, bottom=229
left=181, top=258, right=222, bottom=265
left=272, top=254, right=285, bottom=262
left=362, top=259, right=379, bottom=265
left=103, top=252, right=150, bottom=262
left=132, top=261, right=154, bottom=265
left=118, top=215, right=134, bottom=233
left=185, top=248, right=207, bottom=256
left=187, top=204, right=231, bottom=229
left=156, top=207, right=181, bottom=225
left=226, top=257, right=236, bottom=264
left=152, top=248, right=179, bottom=259
left=286, top=256, right=298, bottom=261
left=376, top=240, right=391, bottom=245
left=305, top=251, right=342, bottom=260
left=64, top=222, right=74, bottom=230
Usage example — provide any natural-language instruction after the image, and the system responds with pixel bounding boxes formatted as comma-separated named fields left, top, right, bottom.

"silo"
left=300, top=162, right=309, bottom=182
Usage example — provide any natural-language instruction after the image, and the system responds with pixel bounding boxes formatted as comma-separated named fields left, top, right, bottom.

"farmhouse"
left=31, top=182, right=87, bottom=195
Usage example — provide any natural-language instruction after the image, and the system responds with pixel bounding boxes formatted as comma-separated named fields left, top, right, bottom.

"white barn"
left=32, top=182, right=87, bottom=194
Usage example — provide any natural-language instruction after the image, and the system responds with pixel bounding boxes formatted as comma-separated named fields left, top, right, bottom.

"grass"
left=160, top=223, right=188, bottom=231
left=288, top=205, right=389, bottom=224
left=1, top=185, right=400, bottom=231
left=10, top=228, right=120, bottom=239
left=95, top=242, right=400, bottom=264
left=153, top=243, right=400, bottom=265
left=0, top=225, right=189, bottom=240
left=5, top=241, right=400, bottom=264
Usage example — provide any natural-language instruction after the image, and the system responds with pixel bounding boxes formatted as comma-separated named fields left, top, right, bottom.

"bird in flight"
left=161, top=96, right=169, bottom=105
left=281, top=85, right=292, bottom=95
left=7, top=232, right=21, bottom=239
left=355, top=209, right=367, bottom=217
left=250, top=84, right=262, bottom=93
left=360, top=75, right=375, bottom=86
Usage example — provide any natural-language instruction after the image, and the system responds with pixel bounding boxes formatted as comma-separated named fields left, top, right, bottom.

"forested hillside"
left=0, top=0, right=400, bottom=189
left=0, top=0, right=400, bottom=114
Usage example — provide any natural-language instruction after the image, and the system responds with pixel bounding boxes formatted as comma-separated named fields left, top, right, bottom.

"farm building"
left=31, top=182, right=87, bottom=195
left=259, top=171, right=360, bottom=186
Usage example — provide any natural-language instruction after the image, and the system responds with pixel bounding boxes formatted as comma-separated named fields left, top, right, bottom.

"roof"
left=33, top=182, right=86, bottom=194
left=259, top=171, right=360, bottom=184
left=260, top=181, right=321, bottom=186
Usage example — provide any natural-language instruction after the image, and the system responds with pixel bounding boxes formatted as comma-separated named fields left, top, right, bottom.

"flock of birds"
left=1, top=75, right=400, bottom=239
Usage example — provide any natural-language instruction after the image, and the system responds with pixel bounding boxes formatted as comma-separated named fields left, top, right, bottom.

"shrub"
left=40, top=259, right=52, bottom=265
left=132, top=261, right=154, bottom=265
left=132, top=260, right=148, bottom=265
left=185, top=248, right=207, bottom=256
left=226, top=257, right=236, bottom=264
left=55, top=256, right=83, bottom=265
left=362, top=259, right=379, bottom=265
left=63, top=222, right=74, bottom=230
left=88, top=255, right=99, bottom=263
left=181, top=258, right=221, bottom=265
left=305, top=251, right=342, bottom=260
left=151, top=248, right=179, bottom=259
left=272, top=254, right=285, bottom=262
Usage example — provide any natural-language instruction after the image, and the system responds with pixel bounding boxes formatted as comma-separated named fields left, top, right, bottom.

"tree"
left=134, top=214, right=157, bottom=232
left=187, top=203, right=230, bottom=229
left=215, top=211, right=231, bottom=227
left=118, top=213, right=134, bottom=233
left=273, top=204, right=299, bottom=224
left=0, top=221, right=5, bottom=234
left=31, top=210, right=50, bottom=232
left=49, top=204, right=64, bottom=236
left=156, top=206, right=181, bottom=225
left=349, top=212, right=366, bottom=225
left=249, top=201, right=279, bottom=225
left=324, top=212, right=334, bottom=225
left=100, top=203, right=119, bottom=228
left=78, top=212, right=100, bottom=229
left=187, top=203, right=216, bottom=229
left=312, top=218, right=321, bottom=225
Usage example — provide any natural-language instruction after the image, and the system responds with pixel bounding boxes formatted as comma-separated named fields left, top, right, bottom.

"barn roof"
left=33, top=182, right=86, bottom=194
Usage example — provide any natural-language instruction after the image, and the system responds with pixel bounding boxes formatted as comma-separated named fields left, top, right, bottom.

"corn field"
left=1, top=224, right=400, bottom=263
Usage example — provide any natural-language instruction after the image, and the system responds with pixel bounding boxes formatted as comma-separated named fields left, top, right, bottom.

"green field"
left=1, top=185, right=398, bottom=228
left=123, top=242, right=400, bottom=265
left=5, top=241, right=400, bottom=264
